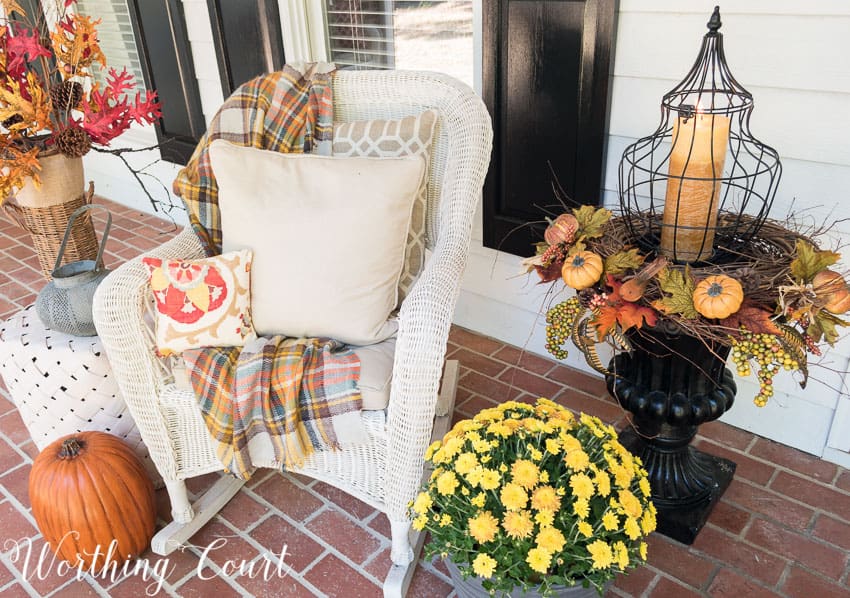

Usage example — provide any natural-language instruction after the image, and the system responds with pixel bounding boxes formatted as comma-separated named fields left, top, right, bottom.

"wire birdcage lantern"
left=618, top=6, right=781, bottom=264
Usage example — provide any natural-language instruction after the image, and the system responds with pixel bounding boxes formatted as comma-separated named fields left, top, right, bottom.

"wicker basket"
left=4, top=151, right=98, bottom=279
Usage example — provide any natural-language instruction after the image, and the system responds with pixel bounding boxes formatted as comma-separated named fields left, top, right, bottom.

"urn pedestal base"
left=606, top=324, right=738, bottom=545
left=618, top=426, right=735, bottom=544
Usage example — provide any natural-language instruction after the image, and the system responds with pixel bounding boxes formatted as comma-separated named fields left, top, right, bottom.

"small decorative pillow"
left=142, top=249, right=256, bottom=356
left=333, top=109, right=439, bottom=302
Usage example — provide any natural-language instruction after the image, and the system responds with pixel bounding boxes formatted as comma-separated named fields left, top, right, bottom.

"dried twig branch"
left=90, top=142, right=184, bottom=219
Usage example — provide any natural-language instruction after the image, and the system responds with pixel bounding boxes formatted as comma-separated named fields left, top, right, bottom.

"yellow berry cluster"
left=545, top=297, right=583, bottom=360
left=730, top=331, right=800, bottom=407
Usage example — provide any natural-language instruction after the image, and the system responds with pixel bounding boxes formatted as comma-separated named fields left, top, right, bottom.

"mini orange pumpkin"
left=812, top=269, right=850, bottom=314
left=561, top=250, right=603, bottom=290
left=29, top=432, right=156, bottom=570
left=693, top=275, right=744, bottom=319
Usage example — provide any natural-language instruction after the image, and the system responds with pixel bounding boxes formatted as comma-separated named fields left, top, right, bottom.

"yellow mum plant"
left=411, top=399, right=656, bottom=596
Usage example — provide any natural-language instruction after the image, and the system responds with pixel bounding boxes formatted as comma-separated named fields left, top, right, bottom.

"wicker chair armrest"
left=384, top=89, right=493, bottom=520
left=92, top=227, right=205, bottom=479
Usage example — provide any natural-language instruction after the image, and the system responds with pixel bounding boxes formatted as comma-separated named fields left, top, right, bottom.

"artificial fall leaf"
left=616, top=301, right=658, bottom=331
left=592, top=306, right=618, bottom=337
left=807, top=310, right=848, bottom=346
left=604, top=248, right=645, bottom=276
left=51, top=14, right=106, bottom=74
left=534, top=260, right=563, bottom=283
left=0, top=26, right=16, bottom=77
left=79, top=95, right=132, bottom=144
left=5, top=28, right=52, bottom=73
left=130, top=89, right=161, bottom=125
left=604, top=274, right=624, bottom=299
left=0, top=141, right=40, bottom=201
left=0, top=72, right=52, bottom=132
left=591, top=275, right=658, bottom=337
left=0, top=0, right=27, bottom=17
left=653, top=266, right=699, bottom=319
left=107, top=67, right=135, bottom=97
left=719, top=303, right=780, bottom=336
left=79, top=73, right=161, bottom=144
left=790, top=239, right=840, bottom=283
left=526, top=242, right=567, bottom=283
left=572, top=205, right=612, bottom=240
left=566, top=240, right=587, bottom=256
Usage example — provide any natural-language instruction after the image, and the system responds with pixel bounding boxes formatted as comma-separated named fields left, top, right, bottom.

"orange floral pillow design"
left=142, top=249, right=256, bottom=356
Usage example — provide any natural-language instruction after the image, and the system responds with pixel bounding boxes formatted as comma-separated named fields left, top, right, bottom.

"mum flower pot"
left=444, top=558, right=611, bottom=597
left=606, top=321, right=737, bottom=544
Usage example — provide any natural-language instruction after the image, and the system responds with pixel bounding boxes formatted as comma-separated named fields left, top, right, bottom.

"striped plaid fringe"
left=183, top=337, right=362, bottom=480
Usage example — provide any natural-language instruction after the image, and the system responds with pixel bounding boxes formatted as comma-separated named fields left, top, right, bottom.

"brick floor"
left=0, top=198, right=849, bottom=597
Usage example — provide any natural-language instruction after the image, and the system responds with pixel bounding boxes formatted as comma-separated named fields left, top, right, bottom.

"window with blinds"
left=324, top=1, right=473, bottom=86
left=75, top=0, right=146, bottom=93
left=325, top=0, right=395, bottom=69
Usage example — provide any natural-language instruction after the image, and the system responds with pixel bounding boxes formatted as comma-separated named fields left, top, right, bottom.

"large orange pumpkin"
left=29, top=432, right=156, bottom=569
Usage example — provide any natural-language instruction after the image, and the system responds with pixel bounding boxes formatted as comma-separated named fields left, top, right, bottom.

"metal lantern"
left=618, top=6, right=781, bottom=264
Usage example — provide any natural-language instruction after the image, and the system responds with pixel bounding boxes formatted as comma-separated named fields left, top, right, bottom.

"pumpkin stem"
left=59, top=437, right=84, bottom=459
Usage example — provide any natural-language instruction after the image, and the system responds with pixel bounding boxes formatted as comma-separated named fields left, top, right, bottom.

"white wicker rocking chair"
left=92, top=70, right=492, bottom=596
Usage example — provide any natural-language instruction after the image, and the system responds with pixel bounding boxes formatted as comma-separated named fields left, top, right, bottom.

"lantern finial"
left=707, top=7, right=722, bottom=33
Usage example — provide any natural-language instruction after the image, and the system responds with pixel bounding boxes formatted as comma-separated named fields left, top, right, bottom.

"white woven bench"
left=0, top=305, right=158, bottom=482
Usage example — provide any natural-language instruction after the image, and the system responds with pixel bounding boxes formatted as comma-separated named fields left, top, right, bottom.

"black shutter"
left=482, top=0, right=617, bottom=257
left=207, top=0, right=285, bottom=96
left=127, top=0, right=206, bottom=165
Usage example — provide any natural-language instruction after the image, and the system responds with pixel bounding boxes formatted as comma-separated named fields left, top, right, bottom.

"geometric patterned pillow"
left=141, top=249, right=256, bottom=356
left=333, top=109, right=439, bottom=303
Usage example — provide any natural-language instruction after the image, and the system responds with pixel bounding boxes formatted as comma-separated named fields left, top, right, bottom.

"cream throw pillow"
left=209, top=140, right=426, bottom=346
left=333, top=110, right=438, bottom=301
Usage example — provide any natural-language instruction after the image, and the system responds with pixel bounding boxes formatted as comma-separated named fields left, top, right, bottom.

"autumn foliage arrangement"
left=0, top=0, right=161, bottom=201
left=412, top=399, right=656, bottom=596
left=527, top=205, right=850, bottom=407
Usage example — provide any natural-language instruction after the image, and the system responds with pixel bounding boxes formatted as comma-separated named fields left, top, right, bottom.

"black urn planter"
left=606, top=321, right=737, bottom=544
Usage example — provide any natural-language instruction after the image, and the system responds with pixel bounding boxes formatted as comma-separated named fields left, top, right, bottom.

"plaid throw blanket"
left=175, top=63, right=363, bottom=479
left=183, top=337, right=364, bottom=479
left=173, top=62, right=335, bottom=255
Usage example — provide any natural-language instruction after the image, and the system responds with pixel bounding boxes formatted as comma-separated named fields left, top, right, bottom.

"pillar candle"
left=660, top=110, right=731, bottom=262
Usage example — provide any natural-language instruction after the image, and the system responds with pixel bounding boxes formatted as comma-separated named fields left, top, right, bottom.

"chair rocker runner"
left=92, top=69, right=492, bottom=597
